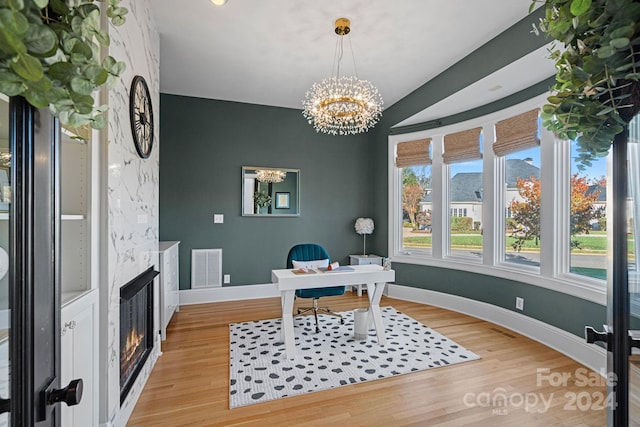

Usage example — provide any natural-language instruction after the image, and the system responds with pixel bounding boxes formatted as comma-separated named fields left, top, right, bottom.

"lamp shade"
left=355, top=218, right=374, bottom=235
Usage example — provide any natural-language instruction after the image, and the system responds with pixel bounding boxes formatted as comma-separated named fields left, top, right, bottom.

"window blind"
left=443, top=127, right=482, bottom=163
left=395, top=138, right=431, bottom=167
left=493, top=109, right=540, bottom=157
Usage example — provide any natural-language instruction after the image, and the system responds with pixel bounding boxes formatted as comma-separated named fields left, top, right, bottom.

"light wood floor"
left=128, top=293, right=606, bottom=426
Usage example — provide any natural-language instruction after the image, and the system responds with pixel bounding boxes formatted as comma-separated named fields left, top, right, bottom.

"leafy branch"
left=0, top=0, right=128, bottom=132
left=530, top=0, right=640, bottom=167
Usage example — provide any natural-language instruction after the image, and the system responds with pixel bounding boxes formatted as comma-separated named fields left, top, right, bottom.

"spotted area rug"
left=229, top=306, right=479, bottom=408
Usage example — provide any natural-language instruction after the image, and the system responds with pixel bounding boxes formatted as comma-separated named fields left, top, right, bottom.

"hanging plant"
left=254, top=190, right=271, bottom=208
left=0, top=0, right=128, bottom=133
left=530, top=0, right=640, bottom=166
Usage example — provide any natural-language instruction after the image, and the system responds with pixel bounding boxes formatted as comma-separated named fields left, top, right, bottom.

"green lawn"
left=402, top=232, right=639, bottom=281
left=403, top=233, right=636, bottom=254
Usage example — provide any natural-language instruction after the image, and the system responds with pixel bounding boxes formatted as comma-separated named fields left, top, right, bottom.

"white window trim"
left=388, top=94, right=607, bottom=306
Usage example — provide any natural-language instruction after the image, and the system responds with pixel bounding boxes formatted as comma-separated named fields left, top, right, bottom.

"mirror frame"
left=242, top=166, right=300, bottom=217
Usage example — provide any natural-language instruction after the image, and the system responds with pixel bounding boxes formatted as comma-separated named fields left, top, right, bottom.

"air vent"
left=191, top=249, right=222, bottom=288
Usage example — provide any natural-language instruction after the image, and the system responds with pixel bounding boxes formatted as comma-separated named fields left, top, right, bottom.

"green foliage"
left=254, top=190, right=271, bottom=208
left=0, top=0, right=127, bottom=131
left=506, top=217, right=519, bottom=231
left=597, top=216, right=607, bottom=231
left=402, top=166, right=432, bottom=188
left=402, top=168, right=419, bottom=186
left=450, top=216, right=473, bottom=232
left=530, top=0, right=640, bottom=167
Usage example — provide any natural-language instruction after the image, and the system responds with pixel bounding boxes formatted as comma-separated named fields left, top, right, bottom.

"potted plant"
left=254, top=190, right=271, bottom=214
left=530, top=0, right=640, bottom=165
left=0, top=0, right=128, bottom=133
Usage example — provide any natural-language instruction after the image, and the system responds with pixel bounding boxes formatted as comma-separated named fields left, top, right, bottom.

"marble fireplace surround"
left=101, top=1, right=161, bottom=426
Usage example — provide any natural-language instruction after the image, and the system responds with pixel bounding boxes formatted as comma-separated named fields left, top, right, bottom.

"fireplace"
left=120, top=267, right=159, bottom=404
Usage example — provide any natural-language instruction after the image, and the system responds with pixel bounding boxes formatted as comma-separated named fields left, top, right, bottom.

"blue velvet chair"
left=286, top=243, right=345, bottom=332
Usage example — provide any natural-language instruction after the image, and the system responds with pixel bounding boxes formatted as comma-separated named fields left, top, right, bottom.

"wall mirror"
left=242, top=166, right=300, bottom=216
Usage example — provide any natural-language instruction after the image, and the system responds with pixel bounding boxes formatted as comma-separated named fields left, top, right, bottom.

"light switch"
left=214, top=214, right=224, bottom=224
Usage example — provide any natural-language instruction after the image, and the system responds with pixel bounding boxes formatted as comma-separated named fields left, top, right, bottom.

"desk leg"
left=281, top=290, right=297, bottom=359
left=366, top=282, right=387, bottom=345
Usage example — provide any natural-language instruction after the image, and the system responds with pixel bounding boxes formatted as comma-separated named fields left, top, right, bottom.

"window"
left=503, top=149, right=541, bottom=267
left=444, top=127, right=483, bottom=259
left=493, top=109, right=542, bottom=268
left=568, top=140, right=607, bottom=280
left=396, top=139, right=433, bottom=255
left=448, top=160, right=483, bottom=258
left=389, top=94, right=608, bottom=305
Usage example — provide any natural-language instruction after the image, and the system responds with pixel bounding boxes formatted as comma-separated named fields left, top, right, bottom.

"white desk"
left=271, top=265, right=395, bottom=359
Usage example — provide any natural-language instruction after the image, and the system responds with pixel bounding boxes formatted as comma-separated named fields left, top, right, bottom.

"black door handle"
left=0, top=397, right=9, bottom=414
left=48, top=378, right=83, bottom=407
left=39, top=377, right=84, bottom=421
left=585, top=326, right=611, bottom=348
left=586, top=326, right=640, bottom=355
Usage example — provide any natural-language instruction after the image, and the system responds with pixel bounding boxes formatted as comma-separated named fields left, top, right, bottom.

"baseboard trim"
left=387, top=284, right=607, bottom=374
left=179, top=283, right=279, bottom=305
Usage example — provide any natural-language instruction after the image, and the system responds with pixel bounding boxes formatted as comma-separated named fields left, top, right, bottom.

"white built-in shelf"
left=61, top=214, right=85, bottom=221
left=62, top=289, right=95, bottom=307
left=0, top=213, right=6, bottom=220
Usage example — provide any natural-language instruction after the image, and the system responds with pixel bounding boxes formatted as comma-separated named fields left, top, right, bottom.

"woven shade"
left=493, top=109, right=540, bottom=156
left=443, top=127, right=482, bottom=163
left=395, top=138, right=431, bottom=167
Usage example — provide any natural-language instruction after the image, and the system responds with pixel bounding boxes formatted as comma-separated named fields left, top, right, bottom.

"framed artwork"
left=275, top=192, right=290, bottom=209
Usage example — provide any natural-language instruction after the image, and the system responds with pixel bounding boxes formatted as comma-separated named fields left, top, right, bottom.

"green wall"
left=159, top=96, right=374, bottom=288
left=394, top=264, right=606, bottom=337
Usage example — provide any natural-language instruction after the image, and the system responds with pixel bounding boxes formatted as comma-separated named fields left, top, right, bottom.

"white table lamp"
left=355, top=218, right=374, bottom=256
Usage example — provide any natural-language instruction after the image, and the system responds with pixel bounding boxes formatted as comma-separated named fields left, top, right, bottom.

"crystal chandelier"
left=302, top=18, right=383, bottom=136
left=256, top=169, right=286, bottom=183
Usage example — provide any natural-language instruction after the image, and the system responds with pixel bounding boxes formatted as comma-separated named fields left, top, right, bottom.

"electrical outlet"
left=214, top=214, right=224, bottom=224
left=224, top=274, right=230, bottom=284
left=515, top=297, right=524, bottom=311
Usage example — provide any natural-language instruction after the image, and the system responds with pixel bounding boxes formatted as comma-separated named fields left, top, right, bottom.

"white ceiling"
left=152, top=0, right=554, bottom=127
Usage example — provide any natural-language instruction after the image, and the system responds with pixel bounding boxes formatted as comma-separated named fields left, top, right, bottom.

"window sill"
left=390, top=253, right=606, bottom=306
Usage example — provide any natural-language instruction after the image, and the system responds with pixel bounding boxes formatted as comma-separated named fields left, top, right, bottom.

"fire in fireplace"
left=120, top=266, right=159, bottom=404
